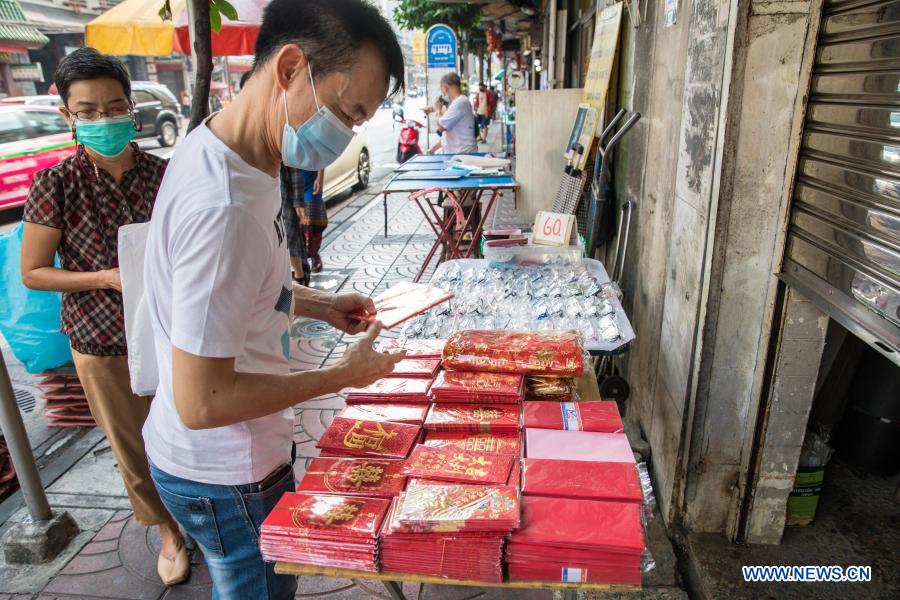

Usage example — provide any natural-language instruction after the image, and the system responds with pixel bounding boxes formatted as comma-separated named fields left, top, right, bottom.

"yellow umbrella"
left=86, top=0, right=188, bottom=56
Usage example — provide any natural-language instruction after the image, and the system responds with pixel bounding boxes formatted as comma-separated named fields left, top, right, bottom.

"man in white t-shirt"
left=142, top=1, right=406, bottom=597
left=425, top=72, right=477, bottom=154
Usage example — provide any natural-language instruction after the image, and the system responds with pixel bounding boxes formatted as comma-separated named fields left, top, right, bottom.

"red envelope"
left=423, top=431, right=522, bottom=456
left=351, top=281, right=453, bottom=329
left=387, top=358, right=441, bottom=378
left=523, top=401, right=624, bottom=433
left=522, top=459, right=642, bottom=503
left=316, top=417, right=420, bottom=459
left=430, top=370, right=524, bottom=403
left=443, top=330, right=584, bottom=377
left=392, top=482, right=520, bottom=532
left=402, top=445, right=514, bottom=484
left=425, top=403, right=521, bottom=433
left=525, top=429, right=635, bottom=463
left=336, top=403, right=428, bottom=425
left=512, top=496, right=644, bottom=554
left=378, top=338, right=446, bottom=358
left=260, top=492, right=390, bottom=540
left=344, top=377, right=432, bottom=404
left=296, top=457, right=407, bottom=497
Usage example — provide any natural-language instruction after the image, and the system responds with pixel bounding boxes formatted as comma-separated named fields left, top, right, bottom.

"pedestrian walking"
left=19, top=48, right=188, bottom=587
left=300, top=168, right=327, bottom=273
left=474, top=82, right=495, bottom=144
left=424, top=72, right=477, bottom=154
left=142, top=0, right=406, bottom=597
left=179, top=89, right=190, bottom=118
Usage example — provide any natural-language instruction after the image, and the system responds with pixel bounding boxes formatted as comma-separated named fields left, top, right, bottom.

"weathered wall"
left=514, top=88, right=585, bottom=221
left=610, top=0, right=820, bottom=535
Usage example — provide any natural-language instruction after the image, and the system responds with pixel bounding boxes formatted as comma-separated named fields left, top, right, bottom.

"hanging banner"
left=581, top=2, right=623, bottom=110
left=426, top=24, right=457, bottom=69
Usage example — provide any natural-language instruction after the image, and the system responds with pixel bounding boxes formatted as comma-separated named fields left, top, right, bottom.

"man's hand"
left=324, top=292, right=376, bottom=335
left=334, top=324, right=406, bottom=389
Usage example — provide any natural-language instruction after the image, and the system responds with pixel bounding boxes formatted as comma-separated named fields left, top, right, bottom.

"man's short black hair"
left=254, top=0, right=404, bottom=96
left=55, top=47, right=131, bottom=108
left=239, top=70, right=252, bottom=89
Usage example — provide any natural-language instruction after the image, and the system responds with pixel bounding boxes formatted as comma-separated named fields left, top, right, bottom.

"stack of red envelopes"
left=296, top=457, right=407, bottom=498
left=402, top=444, right=515, bottom=484
left=316, top=417, right=420, bottom=459
left=525, top=429, right=635, bottom=463
left=442, top=330, right=584, bottom=377
left=523, top=401, right=624, bottom=433
left=430, top=370, right=524, bottom=404
left=344, top=378, right=432, bottom=404
left=424, top=404, right=520, bottom=433
left=377, top=338, right=446, bottom=359
left=507, top=496, right=644, bottom=585
left=39, top=371, right=94, bottom=427
left=386, top=358, right=441, bottom=379
left=522, top=459, right=642, bottom=503
left=423, top=431, right=522, bottom=456
left=391, top=482, right=520, bottom=533
left=523, top=376, right=576, bottom=401
left=379, top=497, right=507, bottom=582
left=336, top=403, right=428, bottom=425
left=260, top=492, right=390, bottom=571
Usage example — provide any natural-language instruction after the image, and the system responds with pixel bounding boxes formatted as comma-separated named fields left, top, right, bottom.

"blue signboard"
left=426, top=24, right=457, bottom=69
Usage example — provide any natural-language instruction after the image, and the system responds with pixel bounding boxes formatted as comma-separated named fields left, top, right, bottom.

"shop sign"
left=10, top=63, right=44, bottom=82
left=426, top=24, right=457, bottom=69
left=507, top=70, right=526, bottom=89
left=412, top=31, right=426, bottom=65
left=582, top=2, right=623, bottom=110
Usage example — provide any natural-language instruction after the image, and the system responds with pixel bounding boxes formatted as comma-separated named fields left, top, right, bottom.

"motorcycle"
left=396, top=118, right=423, bottom=164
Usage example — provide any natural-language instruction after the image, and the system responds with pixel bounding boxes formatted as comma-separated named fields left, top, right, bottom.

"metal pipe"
left=548, top=0, right=557, bottom=88
left=0, top=349, right=51, bottom=521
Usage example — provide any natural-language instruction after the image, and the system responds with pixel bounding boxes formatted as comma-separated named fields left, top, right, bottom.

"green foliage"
left=393, top=0, right=482, bottom=37
left=158, top=0, right=239, bottom=33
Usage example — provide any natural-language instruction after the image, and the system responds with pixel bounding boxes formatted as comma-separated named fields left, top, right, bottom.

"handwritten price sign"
left=532, top=211, right=575, bottom=247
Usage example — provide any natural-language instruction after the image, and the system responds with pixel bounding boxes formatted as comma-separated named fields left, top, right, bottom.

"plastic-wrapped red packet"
left=442, top=330, right=584, bottom=377
left=423, top=431, right=522, bottom=456
left=296, top=457, right=407, bottom=497
left=402, top=444, right=514, bottom=485
left=336, top=403, right=428, bottom=425
left=430, top=370, right=524, bottom=404
left=260, top=492, right=390, bottom=539
left=351, top=281, right=453, bottom=329
left=424, top=403, right=521, bottom=433
left=522, top=400, right=624, bottom=433
left=378, top=338, right=446, bottom=358
left=392, top=482, right=520, bottom=532
left=521, top=458, right=642, bottom=503
left=316, top=417, right=420, bottom=459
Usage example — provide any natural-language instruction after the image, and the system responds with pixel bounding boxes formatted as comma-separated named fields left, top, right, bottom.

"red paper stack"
left=296, top=457, right=407, bottom=498
left=387, top=358, right=441, bottom=379
left=260, top=492, right=390, bottom=571
left=0, top=435, right=16, bottom=499
left=507, top=496, right=644, bottom=585
left=442, top=330, right=584, bottom=377
left=352, top=282, right=453, bottom=329
left=522, top=459, right=642, bottom=503
left=378, top=338, right=446, bottom=358
left=39, top=371, right=94, bottom=427
left=423, top=431, right=522, bottom=456
left=403, top=444, right=515, bottom=484
left=523, top=401, right=624, bottom=433
left=424, top=403, right=520, bottom=433
left=430, top=370, right=524, bottom=404
left=316, top=417, right=420, bottom=459
left=380, top=482, right=520, bottom=582
left=344, top=378, right=432, bottom=404
left=525, top=429, right=635, bottom=463
left=524, top=376, right=577, bottom=401
left=336, top=403, right=428, bottom=425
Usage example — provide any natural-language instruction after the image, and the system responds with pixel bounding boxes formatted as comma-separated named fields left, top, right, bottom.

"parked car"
left=2, top=95, right=64, bottom=107
left=0, top=104, right=75, bottom=212
left=322, top=126, right=370, bottom=199
left=130, top=81, right=180, bottom=147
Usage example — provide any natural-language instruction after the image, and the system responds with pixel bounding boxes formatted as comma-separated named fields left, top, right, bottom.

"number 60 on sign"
left=532, top=211, right=575, bottom=247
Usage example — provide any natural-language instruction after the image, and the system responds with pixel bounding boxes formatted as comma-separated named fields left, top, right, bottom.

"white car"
left=322, top=126, right=370, bottom=198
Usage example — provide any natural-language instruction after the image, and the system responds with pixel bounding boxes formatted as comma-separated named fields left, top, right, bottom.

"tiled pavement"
left=1, top=173, right=540, bottom=599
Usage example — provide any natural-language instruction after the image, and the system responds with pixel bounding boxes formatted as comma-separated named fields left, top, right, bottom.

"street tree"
left=393, top=0, right=481, bottom=76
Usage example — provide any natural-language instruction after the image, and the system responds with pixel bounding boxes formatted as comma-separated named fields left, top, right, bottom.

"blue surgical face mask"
left=74, top=115, right=136, bottom=158
left=281, top=63, right=354, bottom=170
left=441, top=94, right=450, bottom=103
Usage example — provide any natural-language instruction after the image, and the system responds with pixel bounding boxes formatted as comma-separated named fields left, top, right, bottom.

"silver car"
left=322, top=126, right=370, bottom=198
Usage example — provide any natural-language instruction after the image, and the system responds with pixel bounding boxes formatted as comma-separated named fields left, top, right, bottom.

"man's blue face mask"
left=281, top=63, right=355, bottom=171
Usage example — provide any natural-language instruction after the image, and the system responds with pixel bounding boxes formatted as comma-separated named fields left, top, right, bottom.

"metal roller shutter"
left=780, top=0, right=900, bottom=363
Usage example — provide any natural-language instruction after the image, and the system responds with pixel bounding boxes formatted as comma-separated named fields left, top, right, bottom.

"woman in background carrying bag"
left=18, top=48, right=188, bottom=587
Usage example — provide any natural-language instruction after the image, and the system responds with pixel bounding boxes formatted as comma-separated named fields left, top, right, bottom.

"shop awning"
left=21, top=4, right=93, bottom=35
left=172, top=0, right=266, bottom=57
left=0, top=0, right=50, bottom=48
left=86, top=0, right=187, bottom=56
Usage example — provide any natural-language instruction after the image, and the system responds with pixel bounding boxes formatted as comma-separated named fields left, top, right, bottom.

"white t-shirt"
left=142, top=120, right=294, bottom=485
left=439, top=95, right=478, bottom=154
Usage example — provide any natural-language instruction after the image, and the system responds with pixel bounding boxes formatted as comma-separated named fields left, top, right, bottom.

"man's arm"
left=21, top=222, right=120, bottom=292
left=173, top=324, right=404, bottom=429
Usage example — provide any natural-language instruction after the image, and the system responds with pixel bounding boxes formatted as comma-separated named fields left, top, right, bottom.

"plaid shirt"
left=23, top=144, right=167, bottom=356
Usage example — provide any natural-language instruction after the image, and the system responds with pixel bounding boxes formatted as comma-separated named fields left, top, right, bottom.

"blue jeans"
left=149, top=461, right=298, bottom=600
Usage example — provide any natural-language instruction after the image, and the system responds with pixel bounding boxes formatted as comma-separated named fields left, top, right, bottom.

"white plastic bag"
left=118, top=222, right=158, bottom=396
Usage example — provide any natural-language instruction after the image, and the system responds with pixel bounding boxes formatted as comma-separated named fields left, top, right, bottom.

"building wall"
left=608, top=0, right=821, bottom=535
